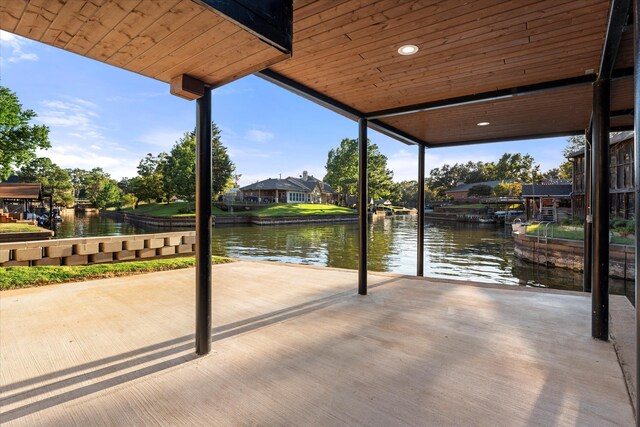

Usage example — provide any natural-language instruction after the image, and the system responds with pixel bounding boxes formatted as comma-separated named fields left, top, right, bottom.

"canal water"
left=56, top=211, right=634, bottom=299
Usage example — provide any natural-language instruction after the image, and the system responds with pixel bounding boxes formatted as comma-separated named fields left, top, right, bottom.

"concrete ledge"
left=46, top=245, right=73, bottom=258
left=146, top=238, right=164, bottom=249
left=3, top=260, right=29, bottom=266
left=100, top=241, right=123, bottom=253
left=123, top=240, right=145, bottom=251
left=157, top=246, right=176, bottom=256
left=164, top=236, right=182, bottom=246
left=75, top=243, right=99, bottom=256
left=90, top=253, right=114, bottom=264
left=33, top=257, right=61, bottom=266
left=137, top=248, right=157, bottom=259
left=114, top=250, right=136, bottom=261
left=0, top=231, right=198, bottom=267
left=177, top=244, right=193, bottom=254
left=63, top=255, right=88, bottom=266
left=14, top=247, right=43, bottom=261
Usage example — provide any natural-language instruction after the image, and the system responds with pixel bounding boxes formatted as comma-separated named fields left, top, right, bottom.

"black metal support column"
left=195, top=87, right=212, bottom=355
left=583, top=131, right=592, bottom=293
left=417, top=144, right=425, bottom=276
left=358, top=118, right=368, bottom=295
left=591, top=79, right=610, bottom=341
left=632, top=0, right=639, bottom=424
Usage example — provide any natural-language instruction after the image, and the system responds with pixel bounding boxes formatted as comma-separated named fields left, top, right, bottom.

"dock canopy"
left=0, top=1, right=633, bottom=144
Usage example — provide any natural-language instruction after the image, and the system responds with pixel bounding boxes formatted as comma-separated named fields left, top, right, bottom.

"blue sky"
left=1, top=30, right=569, bottom=187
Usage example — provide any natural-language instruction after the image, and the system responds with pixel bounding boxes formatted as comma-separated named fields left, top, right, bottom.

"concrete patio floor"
left=0, top=261, right=634, bottom=426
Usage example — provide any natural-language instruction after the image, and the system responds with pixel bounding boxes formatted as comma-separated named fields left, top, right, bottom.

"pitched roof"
left=566, top=131, right=634, bottom=158
left=0, top=183, right=43, bottom=199
left=240, top=175, right=335, bottom=194
left=521, top=184, right=572, bottom=197
left=446, top=180, right=514, bottom=193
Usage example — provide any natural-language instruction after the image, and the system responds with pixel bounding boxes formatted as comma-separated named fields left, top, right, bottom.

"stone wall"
left=0, top=231, right=196, bottom=267
left=513, top=232, right=635, bottom=280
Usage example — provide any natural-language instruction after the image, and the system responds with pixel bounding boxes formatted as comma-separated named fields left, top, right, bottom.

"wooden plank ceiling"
left=0, top=0, right=289, bottom=88
left=269, top=0, right=634, bottom=146
left=0, top=1, right=633, bottom=146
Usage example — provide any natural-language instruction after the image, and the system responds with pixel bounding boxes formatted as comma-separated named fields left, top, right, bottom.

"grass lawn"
left=0, top=223, right=44, bottom=233
left=253, top=203, right=355, bottom=216
left=120, top=202, right=354, bottom=217
left=525, top=223, right=634, bottom=245
left=0, top=256, right=233, bottom=291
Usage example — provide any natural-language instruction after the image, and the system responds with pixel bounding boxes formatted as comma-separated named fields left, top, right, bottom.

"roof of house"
left=446, top=180, right=514, bottom=193
left=240, top=175, right=335, bottom=194
left=521, top=184, right=572, bottom=198
left=0, top=183, right=43, bottom=200
left=567, top=131, right=634, bottom=158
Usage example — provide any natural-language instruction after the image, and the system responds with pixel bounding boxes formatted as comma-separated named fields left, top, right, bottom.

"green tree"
left=121, top=193, right=138, bottom=209
left=0, top=86, right=51, bottom=180
left=165, top=132, right=196, bottom=201
left=84, top=168, right=113, bottom=207
left=18, top=157, right=74, bottom=206
left=92, top=180, right=122, bottom=209
left=494, top=153, right=540, bottom=181
left=563, top=135, right=586, bottom=157
left=133, top=153, right=167, bottom=203
left=324, top=138, right=394, bottom=204
left=493, top=181, right=522, bottom=197
left=164, top=124, right=235, bottom=202
left=65, top=168, right=90, bottom=199
left=390, top=180, right=418, bottom=207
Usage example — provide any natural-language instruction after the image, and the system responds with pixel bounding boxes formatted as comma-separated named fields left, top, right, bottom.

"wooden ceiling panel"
left=611, top=76, right=633, bottom=111
left=0, top=0, right=289, bottom=88
left=380, top=85, right=593, bottom=146
left=272, top=0, right=610, bottom=115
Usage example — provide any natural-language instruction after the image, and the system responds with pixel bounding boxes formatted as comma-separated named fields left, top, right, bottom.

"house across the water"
left=445, top=180, right=514, bottom=201
left=568, top=131, right=635, bottom=219
left=240, top=171, right=336, bottom=204
left=521, top=182, right=572, bottom=222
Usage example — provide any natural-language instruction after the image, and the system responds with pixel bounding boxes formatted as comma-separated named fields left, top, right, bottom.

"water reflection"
left=55, top=211, right=633, bottom=300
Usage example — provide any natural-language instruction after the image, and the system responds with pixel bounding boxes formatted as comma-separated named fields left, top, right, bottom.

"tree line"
left=323, top=138, right=573, bottom=208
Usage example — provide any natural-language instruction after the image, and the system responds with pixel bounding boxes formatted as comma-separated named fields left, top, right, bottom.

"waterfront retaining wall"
left=101, top=210, right=358, bottom=227
left=513, top=232, right=635, bottom=280
left=0, top=231, right=196, bottom=267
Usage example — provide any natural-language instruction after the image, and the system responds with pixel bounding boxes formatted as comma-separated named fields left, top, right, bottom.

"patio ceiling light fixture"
left=398, top=45, right=419, bottom=55
left=477, top=121, right=490, bottom=126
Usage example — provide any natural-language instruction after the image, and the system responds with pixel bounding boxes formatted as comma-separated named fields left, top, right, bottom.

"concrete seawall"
left=513, top=232, right=635, bottom=280
left=101, top=210, right=358, bottom=227
left=0, top=231, right=196, bottom=267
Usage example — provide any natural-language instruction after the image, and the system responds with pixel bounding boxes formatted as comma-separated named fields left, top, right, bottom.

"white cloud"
left=0, top=30, right=38, bottom=64
left=137, top=129, right=185, bottom=150
left=245, top=129, right=274, bottom=143
left=387, top=149, right=417, bottom=182
left=37, top=142, right=137, bottom=180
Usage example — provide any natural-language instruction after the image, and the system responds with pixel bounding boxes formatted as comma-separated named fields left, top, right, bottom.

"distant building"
left=445, top=180, right=514, bottom=201
left=567, top=131, right=634, bottom=219
left=521, top=182, right=572, bottom=222
left=240, top=171, right=336, bottom=204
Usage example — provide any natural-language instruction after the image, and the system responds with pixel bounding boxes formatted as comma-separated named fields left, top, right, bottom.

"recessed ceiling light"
left=398, top=45, right=419, bottom=55
left=477, top=122, right=490, bottom=126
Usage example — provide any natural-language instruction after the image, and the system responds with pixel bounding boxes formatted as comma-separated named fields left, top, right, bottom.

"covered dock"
left=0, top=0, right=639, bottom=425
